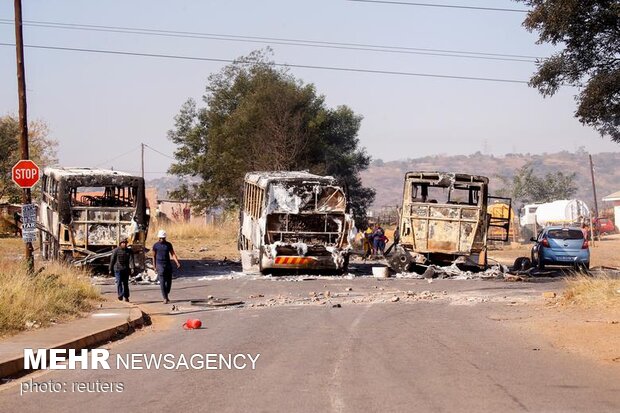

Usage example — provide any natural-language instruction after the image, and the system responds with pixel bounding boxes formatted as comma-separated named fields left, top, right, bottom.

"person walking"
left=109, top=238, right=134, bottom=302
left=152, top=229, right=181, bottom=304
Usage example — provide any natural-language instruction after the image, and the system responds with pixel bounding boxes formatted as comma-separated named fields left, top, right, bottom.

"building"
left=145, top=187, right=220, bottom=225
left=602, top=191, right=620, bottom=231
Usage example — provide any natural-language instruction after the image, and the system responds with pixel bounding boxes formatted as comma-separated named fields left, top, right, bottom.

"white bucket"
left=372, top=266, right=390, bottom=278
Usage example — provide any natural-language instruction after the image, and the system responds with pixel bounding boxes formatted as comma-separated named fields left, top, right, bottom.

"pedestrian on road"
left=152, top=229, right=181, bottom=304
left=109, top=237, right=134, bottom=302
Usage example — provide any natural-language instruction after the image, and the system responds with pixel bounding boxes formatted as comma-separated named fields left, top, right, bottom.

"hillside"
left=147, top=150, right=620, bottom=213
left=361, top=150, right=620, bottom=211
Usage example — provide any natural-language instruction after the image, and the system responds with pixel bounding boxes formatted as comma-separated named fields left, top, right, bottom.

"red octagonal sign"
left=12, top=159, right=40, bottom=189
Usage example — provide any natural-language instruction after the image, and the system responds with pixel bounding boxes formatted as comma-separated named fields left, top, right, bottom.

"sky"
left=1, top=0, right=618, bottom=178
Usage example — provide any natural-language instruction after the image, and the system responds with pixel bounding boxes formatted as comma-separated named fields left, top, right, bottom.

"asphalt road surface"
left=1, top=271, right=619, bottom=413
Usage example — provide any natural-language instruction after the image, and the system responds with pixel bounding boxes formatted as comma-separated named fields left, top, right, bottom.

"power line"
left=0, top=42, right=529, bottom=84
left=347, top=0, right=529, bottom=13
left=0, top=19, right=540, bottom=62
left=144, top=143, right=175, bottom=160
left=94, top=144, right=141, bottom=168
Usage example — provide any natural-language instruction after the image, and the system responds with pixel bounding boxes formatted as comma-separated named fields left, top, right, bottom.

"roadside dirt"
left=514, top=302, right=620, bottom=364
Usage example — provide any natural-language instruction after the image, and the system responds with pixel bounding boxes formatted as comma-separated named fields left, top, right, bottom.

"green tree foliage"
left=168, top=50, right=375, bottom=225
left=0, top=115, right=58, bottom=203
left=500, top=164, right=578, bottom=204
left=516, top=1, right=620, bottom=141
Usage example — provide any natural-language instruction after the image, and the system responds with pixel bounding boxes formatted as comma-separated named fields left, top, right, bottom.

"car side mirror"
left=530, top=237, right=537, bottom=242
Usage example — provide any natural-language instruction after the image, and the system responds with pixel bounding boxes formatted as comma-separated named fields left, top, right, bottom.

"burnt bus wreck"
left=239, top=172, right=354, bottom=274
left=387, top=172, right=511, bottom=273
left=38, top=167, right=149, bottom=269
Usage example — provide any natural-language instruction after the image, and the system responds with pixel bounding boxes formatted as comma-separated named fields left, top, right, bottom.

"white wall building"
left=602, top=191, right=620, bottom=231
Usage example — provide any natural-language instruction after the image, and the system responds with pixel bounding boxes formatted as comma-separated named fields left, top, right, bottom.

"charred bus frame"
left=38, top=167, right=148, bottom=268
left=239, top=171, right=354, bottom=274
left=387, top=172, right=511, bottom=273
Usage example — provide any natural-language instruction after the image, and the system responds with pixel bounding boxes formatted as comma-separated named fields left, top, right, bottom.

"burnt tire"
left=512, top=257, right=531, bottom=271
left=386, top=246, right=414, bottom=273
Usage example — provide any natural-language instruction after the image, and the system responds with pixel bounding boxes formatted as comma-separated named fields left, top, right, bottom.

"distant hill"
left=361, top=149, right=620, bottom=212
left=147, top=149, right=620, bottom=214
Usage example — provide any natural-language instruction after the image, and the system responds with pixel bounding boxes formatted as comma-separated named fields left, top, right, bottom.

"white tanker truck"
left=519, top=199, right=590, bottom=229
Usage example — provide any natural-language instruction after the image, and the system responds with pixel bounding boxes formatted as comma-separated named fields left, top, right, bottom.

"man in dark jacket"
left=109, top=238, right=134, bottom=302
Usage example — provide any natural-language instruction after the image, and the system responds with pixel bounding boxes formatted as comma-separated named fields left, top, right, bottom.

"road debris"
left=395, top=263, right=509, bottom=280
left=183, top=319, right=202, bottom=329
left=542, top=292, right=557, bottom=299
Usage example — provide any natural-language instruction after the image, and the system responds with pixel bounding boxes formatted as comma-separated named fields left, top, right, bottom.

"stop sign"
left=12, top=159, right=40, bottom=189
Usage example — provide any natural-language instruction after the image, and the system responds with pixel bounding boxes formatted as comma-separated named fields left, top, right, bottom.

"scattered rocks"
left=542, top=292, right=557, bottom=299
left=391, top=296, right=400, bottom=302
left=345, top=287, right=352, bottom=291
left=332, top=303, right=342, bottom=308
left=249, top=294, right=264, bottom=299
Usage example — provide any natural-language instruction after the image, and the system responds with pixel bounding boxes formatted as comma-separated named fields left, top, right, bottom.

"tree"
left=168, top=50, right=375, bottom=225
left=499, top=164, right=577, bottom=204
left=515, top=1, right=620, bottom=141
left=0, top=116, right=58, bottom=203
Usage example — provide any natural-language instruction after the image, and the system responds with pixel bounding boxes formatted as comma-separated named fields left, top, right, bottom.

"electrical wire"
left=0, top=42, right=529, bottom=84
left=93, top=144, right=140, bottom=168
left=347, top=0, right=529, bottom=13
left=143, top=143, right=176, bottom=160
left=0, top=19, right=539, bottom=62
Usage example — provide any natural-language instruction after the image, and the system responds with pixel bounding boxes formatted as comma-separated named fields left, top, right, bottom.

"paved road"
left=1, top=273, right=619, bottom=413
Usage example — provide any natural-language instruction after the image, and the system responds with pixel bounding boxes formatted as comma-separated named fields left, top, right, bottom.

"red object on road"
left=12, top=159, right=40, bottom=189
left=183, top=319, right=202, bottom=329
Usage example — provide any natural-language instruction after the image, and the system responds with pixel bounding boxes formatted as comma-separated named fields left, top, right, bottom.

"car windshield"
left=547, top=229, right=583, bottom=240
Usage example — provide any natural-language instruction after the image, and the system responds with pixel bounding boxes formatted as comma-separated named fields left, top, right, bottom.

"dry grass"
left=147, top=213, right=239, bottom=260
left=0, top=257, right=101, bottom=337
left=563, top=274, right=620, bottom=309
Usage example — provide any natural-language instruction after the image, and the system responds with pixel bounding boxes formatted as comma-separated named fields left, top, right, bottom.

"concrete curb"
left=0, top=305, right=145, bottom=380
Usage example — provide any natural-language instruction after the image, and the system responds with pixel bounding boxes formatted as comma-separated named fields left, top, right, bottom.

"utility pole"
left=141, top=142, right=145, bottom=178
left=589, top=154, right=599, bottom=219
left=14, top=0, right=33, bottom=271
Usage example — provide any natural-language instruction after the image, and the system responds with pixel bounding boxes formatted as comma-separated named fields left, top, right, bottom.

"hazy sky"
left=1, top=0, right=618, bottom=178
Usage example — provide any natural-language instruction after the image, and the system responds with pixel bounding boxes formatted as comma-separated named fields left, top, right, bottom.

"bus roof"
left=43, top=167, right=137, bottom=179
left=244, top=171, right=338, bottom=189
left=404, top=171, right=489, bottom=185
left=43, top=167, right=144, bottom=186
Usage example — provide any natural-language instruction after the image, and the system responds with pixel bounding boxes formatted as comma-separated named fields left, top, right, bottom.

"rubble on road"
left=395, top=263, right=509, bottom=280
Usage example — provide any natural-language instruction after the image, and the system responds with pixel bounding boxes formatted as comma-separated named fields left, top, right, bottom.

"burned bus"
left=38, top=167, right=149, bottom=269
left=387, top=172, right=511, bottom=273
left=239, top=171, right=354, bottom=274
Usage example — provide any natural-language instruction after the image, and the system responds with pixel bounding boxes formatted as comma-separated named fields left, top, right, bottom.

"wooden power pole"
left=589, top=154, right=599, bottom=219
left=14, top=0, right=34, bottom=271
left=141, top=142, right=145, bottom=178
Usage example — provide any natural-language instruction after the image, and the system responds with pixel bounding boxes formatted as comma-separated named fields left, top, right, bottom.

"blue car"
left=531, top=226, right=590, bottom=270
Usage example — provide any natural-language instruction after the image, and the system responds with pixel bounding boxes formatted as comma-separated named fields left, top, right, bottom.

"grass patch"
left=563, top=274, right=620, bottom=308
left=147, top=212, right=239, bottom=260
left=0, top=259, right=101, bottom=337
